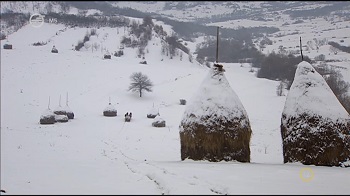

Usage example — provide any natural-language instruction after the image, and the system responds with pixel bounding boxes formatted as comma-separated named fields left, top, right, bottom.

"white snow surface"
left=180, top=66, right=250, bottom=131
left=283, top=61, right=350, bottom=121
left=1, top=22, right=350, bottom=195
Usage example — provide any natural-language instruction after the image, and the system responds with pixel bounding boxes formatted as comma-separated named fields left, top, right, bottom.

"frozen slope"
left=1, top=23, right=349, bottom=194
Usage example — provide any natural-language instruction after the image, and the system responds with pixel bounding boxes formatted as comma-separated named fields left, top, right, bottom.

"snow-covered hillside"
left=1, top=19, right=350, bottom=194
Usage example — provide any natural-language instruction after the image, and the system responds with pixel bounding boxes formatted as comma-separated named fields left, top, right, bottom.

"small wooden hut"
left=281, top=61, right=350, bottom=166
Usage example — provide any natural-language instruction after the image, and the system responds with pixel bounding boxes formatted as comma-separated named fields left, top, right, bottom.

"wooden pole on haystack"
left=66, top=92, right=69, bottom=106
left=216, top=26, right=219, bottom=63
left=48, top=96, right=51, bottom=109
left=214, top=26, right=223, bottom=71
left=300, top=37, right=304, bottom=61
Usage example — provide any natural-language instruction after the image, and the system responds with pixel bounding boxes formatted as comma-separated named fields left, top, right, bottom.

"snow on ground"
left=1, top=22, right=350, bottom=195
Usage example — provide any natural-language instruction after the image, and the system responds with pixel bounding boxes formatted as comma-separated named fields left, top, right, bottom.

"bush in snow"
left=281, top=61, right=350, bottom=167
left=152, top=115, right=166, bottom=127
left=179, top=63, right=252, bottom=162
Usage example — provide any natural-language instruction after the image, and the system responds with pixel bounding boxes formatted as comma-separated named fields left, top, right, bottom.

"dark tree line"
left=328, top=41, right=350, bottom=53
left=45, top=12, right=129, bottom=28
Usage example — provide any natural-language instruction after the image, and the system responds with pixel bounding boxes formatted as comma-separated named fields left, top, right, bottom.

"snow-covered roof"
left=180, top=66, right=250, bottom=132
left=282, top=61, right=350, bottom=121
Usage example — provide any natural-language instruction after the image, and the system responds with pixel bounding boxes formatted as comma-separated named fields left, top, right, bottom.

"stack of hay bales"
left=103, top=103, right=117, bottom=117
left=39, top=108, right=56, bottom=125
left=152, top=115, right=166, bottom=127
left=281, top=61, right=350, bottom=166
left=179, top=63, right=252, bottom=162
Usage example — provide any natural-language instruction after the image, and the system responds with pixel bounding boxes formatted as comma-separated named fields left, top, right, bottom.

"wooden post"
left=216, top=26, right=219, bottom=63
left=300, top=37, right=304, bottom=61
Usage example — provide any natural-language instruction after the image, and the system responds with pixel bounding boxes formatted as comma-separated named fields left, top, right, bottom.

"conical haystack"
left=281, top=61, right=350, bottom=166
left=152, top=115, right=166, bottom=127
left=179, top=64, right=252, bottom=162
left=40, top=109, right=55, bottom=125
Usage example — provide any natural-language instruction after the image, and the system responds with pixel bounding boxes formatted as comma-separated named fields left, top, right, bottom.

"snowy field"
left=1, top=21, right=350, bottom=194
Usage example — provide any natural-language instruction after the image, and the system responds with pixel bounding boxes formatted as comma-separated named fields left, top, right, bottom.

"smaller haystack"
left=103, top=99, right=117, bottom=117
left=152, top=115, right=166, bottom=127
left=179, top=63, right=252, bottom=162
left=64, top=93, right=74, bottom=119
left=51, top=45, right=58, bottom=53
left=147, top=106, right=159, bottom=118
left=40, top=109, right=56, bottom=125
left=104, top=51, right=111, bottom=59
left=281, top=61, right=350, bottom=166
left=53, top=95, right=67, bottom=115
left=55, top=114, right=68, bottom=123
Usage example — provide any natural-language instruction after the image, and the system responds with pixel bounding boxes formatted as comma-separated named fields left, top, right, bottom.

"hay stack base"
left=40, top=115, right=55, bottom=124
left=152, top=121, right=166, bottom=127
left=180, top=116, right=251, bottom=162
left=103, top=111, right=117, bottom=117
left=281, top=114, right=350, bottom=166
left=147, top=114, right=157, bottom=118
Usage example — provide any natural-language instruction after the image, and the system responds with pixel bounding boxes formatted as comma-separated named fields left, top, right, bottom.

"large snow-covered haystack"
left=281, top=61, right=350, bottom=166
left=179, top=64, right=252, bottom=162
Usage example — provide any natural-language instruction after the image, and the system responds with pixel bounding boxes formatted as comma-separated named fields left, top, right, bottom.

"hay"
left=55, top=114, right=69, bottom=123
left=103, top=103, right=117, bottom=117
left=180, top=115, right=252, bottom=162
left=147, top=114, right=157, bottom=118
left=53, top=110, right=66, bottom=115
left=40, top=115, right=55, bottom=124
left=3, top=44, right=12, bottom=49
left=40, top=109, right=55, bottom=125
left=281, top=113, right=350, bottom=166
left=103, top=110, right=117, bottom=117
left=152, top=116, right=166, bottom=127
left=104, top=54, right=111, bottom=59
left=66, top=111, right=74, bottom=119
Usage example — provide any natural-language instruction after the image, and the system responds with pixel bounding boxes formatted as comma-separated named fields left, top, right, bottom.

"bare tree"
left=128, top=72, right=153, bottom=97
